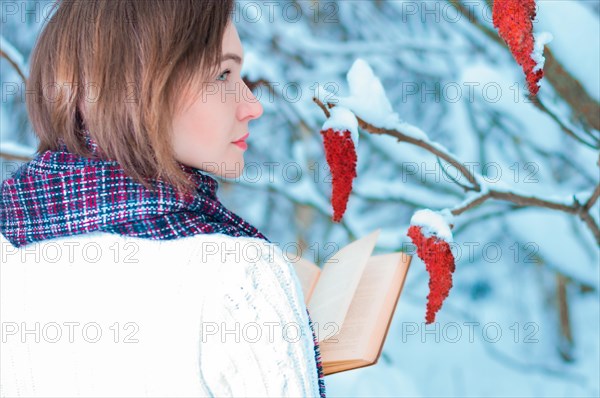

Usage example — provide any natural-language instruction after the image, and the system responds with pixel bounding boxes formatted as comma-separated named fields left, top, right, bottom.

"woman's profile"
left=0, top=1, right=326, bottom=397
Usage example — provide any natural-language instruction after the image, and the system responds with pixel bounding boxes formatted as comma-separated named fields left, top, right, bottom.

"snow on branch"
left=313, top=58, right=600, bottom=245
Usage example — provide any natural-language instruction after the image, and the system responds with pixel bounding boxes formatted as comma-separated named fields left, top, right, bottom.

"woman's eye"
left=217, top=69, right=231, bottom=82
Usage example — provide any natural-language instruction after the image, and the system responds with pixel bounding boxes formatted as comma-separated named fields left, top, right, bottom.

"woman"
left=0, top=1, right=326, bottom=397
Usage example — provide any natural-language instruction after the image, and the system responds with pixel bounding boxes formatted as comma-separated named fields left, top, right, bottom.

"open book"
left=292, top=229, right=412, bottom=376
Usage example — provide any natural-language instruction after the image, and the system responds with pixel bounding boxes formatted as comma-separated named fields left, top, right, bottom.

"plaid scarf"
left=0, top=132, right=269, bottom=247
left=0, top=130, right=326, bottom=397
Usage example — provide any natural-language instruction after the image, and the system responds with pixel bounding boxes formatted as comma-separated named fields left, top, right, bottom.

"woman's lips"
left=233, top=141, right=248, bottom=150
left=232, top=132, right=249, bottom=143
left=232, top=132, right=249, bottom=150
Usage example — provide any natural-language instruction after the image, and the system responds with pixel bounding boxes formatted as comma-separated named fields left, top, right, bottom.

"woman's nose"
left=239, top=82, right=264, bottom=121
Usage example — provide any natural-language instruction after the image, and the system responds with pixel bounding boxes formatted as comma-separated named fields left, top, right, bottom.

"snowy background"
left=1, top=1, right=599, bottom=397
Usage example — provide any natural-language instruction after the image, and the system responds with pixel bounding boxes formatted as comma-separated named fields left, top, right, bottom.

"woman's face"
left=171, top=22, right=263, bottom=179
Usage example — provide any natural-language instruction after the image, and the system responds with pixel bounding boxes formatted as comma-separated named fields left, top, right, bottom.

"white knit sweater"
left=0, top=231, right=321, bottom=397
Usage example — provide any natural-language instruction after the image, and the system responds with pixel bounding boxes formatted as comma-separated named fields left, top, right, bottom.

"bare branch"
left=312, top=97, right=330, bottom=118
left=583, top=182, right=600, bottom=211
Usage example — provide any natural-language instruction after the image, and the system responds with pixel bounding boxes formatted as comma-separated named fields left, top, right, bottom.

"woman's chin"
left=216, top=160, right=244, bottom=180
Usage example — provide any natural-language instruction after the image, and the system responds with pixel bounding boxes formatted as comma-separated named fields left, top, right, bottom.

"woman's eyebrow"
left=221, top=53, right=243, bottom=64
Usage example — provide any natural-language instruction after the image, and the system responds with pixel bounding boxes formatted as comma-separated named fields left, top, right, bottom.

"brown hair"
left=26, top=0, right=234, bottom=195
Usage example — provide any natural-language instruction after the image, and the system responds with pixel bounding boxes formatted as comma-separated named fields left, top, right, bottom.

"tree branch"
left=0, top=36, right=27, bottom=83
left=0, top=151, right=32, bottom=162
left=313, top=97, right=600, bottom=246
left=448, top=0, right=600, bottom=134
left=313, top=97, right=481, bottom=190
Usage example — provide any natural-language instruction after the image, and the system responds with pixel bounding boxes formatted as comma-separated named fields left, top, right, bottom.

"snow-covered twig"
left=223, top=176, right=356, bottom=241
left=0, top=35, right=27, bottom=82
left=527, top=94, right=599, bottom=149
left=0, top=141, right=36, bottom=162
left=286, top=36, right=469, bottom=56
left=0, top=151, right=31, bottom=162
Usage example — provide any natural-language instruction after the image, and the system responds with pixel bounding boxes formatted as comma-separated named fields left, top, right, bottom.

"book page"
left=366, top=252, right=412, bottom=362
left=307, top=229, right=381, bottom=341
left=319, top=252, right=411, bottom=365
left=291, top=257, right=321, bottom=304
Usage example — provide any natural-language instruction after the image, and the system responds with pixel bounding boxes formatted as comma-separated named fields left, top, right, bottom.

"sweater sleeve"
left=195, top=235, right=322, bottom=397
left=0, top=232, right=322, bottom=397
